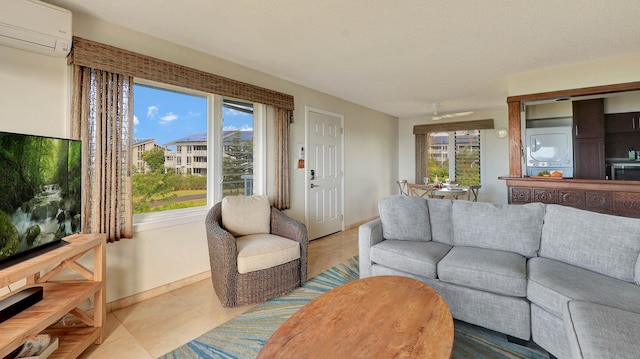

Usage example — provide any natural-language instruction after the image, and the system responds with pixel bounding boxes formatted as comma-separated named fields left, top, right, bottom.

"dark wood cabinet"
left=604, top=111, right=640, bottom=159
left=573, top=99, right=604, bottom=138
left=573, top=99, right=605, bottom=179
left=574, top=137, right=606, bottom=179
left=605, top=112, right=640, bottom=133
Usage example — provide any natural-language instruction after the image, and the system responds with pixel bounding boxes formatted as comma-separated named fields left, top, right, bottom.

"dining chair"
left=397, top=180, right=409, bottom=195
left=468, top=185, right=481, bottom=202
left=408, top=183, right=434, bottom=198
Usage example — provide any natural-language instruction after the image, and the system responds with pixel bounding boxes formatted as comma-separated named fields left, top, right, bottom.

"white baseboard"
left=106, top=271, right=212, bottom=313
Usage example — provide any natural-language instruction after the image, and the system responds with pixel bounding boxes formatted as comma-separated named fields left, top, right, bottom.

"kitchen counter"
left=499, top=176, right=640, bottom=218
left=608, top=161, right=640, bottom=166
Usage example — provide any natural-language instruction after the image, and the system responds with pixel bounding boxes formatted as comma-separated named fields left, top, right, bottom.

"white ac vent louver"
left=0, top=0, right=72, bottom=57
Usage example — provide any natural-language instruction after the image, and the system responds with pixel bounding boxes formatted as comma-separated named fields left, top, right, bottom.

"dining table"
left=432, top=186, right=468, bottom=199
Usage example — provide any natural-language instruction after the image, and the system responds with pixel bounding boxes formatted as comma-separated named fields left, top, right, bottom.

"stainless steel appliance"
left=525, top=126, right=574, bottom=177
left=609, top=162, right=640, bottom=180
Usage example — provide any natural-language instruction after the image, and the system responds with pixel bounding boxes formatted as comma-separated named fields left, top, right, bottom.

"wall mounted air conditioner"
left=0, top=0, right=72, bottom=57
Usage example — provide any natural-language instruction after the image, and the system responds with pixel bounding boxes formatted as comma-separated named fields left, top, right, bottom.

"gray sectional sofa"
left=359, top=195, right=640, bottom=359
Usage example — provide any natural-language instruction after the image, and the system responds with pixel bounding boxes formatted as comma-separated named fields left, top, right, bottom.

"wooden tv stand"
left=0, top=233, right=106, bottom=358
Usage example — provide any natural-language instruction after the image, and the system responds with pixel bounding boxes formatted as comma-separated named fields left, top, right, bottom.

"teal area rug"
left=160, top=257, right=549, bottom=359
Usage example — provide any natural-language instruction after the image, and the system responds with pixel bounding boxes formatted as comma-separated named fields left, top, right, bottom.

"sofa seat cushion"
left=564, top=301, right=640, bottom=359
left=528, top=257, right=640, bottom=318
left=437, top=246, right=528, bottom=297
left=236, top=234, right=300, bottom=274
left=451, top=201, right=545, bottom=258
left=370, top=240, right=452, bottom=279
left=540, top=204, right=640, bottom=283
left=378, top=195, right=431, bottom=241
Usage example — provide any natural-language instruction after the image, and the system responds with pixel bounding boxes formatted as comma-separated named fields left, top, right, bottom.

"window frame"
left=448, top=130, right=483, bottom=185
left=425, top=130, right=484, bottom=185
left=132, top=80, right=266, bottom=233
left=413, top=119, right=493, bottom=186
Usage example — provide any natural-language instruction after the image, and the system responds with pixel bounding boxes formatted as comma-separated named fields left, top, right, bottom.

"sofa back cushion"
left=452, top=201, right=545, bottom=257
left=221, top=195, right=271, bottom=237
left=426, top=199, right=454, bottom=245
left=378, top=195, right=431, bottom=241
left=540, top=204, right=640, bottom=283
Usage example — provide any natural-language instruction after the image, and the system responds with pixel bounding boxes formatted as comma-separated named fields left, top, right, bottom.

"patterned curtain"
left=71, top=65, right=134, bottom=242
left=274, top=108, right=293, bottom=209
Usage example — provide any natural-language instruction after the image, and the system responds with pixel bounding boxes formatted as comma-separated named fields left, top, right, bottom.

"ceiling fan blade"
left=431, top=111, right=474, bottom=121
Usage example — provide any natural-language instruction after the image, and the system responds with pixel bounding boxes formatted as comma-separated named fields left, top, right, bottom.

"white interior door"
left=306, top=107, right=343, bottom=240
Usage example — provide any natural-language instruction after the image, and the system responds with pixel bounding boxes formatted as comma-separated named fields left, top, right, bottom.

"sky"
left=133, top=84, right=253, bottom=149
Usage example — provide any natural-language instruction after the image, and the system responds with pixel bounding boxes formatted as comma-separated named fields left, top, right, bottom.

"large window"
left=222, top=100, right=255, bottom=197
left=132, top=82, right=260, bottom=221
left=132, top=84, right=208, bottom=215
left=427, top=130, right=481, bottom=185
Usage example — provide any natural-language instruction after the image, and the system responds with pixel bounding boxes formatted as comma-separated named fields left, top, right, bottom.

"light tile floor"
left=79, top=227, right=359, bottom=358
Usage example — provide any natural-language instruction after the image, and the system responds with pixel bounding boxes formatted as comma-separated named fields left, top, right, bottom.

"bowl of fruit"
left=537, top=170, right=563, bottom=178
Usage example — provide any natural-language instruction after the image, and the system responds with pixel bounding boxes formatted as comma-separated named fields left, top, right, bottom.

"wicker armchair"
left=205, top=200, right=308, bottom=308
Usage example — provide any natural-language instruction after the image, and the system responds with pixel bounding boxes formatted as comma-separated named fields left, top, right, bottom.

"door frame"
left=304, top=106, right=345, bottom=239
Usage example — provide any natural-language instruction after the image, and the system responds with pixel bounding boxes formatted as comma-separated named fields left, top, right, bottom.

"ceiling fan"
left=431, top=103, right=474, bottom=121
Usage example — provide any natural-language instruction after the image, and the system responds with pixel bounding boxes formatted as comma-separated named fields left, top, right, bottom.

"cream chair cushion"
left=221, top=195, right=271, bottom=237
left=236, top=234, right=301, bottom=274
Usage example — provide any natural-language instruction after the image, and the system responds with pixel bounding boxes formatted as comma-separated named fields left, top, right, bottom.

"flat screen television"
left=0, top=131, right=82, bottom=269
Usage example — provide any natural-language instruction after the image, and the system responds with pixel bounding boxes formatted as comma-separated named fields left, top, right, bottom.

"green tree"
left=141, top=147, right=166, bottom=173
left=223, top=132, right=253, bottom=194
left=132, top=171, right=176, bottom=213
left=427, top=157, right=449, bottom=183
left=454, top=145, right=481, bottom=186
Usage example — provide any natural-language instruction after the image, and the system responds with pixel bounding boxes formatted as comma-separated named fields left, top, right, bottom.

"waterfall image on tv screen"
left=0, top=131, right=82, bottom=266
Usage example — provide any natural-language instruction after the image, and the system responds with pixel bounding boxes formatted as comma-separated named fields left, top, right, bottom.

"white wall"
left=398, top=108, right=511, bottom=204
left=0, top=46, right=70, bottom=136
left=507, top=54, right=640, bottom=96
left=0, top=13, right=397, bottom=303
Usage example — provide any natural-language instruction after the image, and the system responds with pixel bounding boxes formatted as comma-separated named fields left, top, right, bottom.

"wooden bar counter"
left=500, top=176, right=640, bottom=218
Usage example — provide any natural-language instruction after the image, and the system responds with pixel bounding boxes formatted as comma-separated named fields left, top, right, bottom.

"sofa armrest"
left=270, top=207, right=309, bottom=284
left=359, top=218, right=384, bottom=278
left=205, top=203, right=240, bottom=306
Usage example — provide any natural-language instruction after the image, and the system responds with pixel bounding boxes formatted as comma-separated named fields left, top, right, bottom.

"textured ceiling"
left=48, top=0, right=640, bottom=118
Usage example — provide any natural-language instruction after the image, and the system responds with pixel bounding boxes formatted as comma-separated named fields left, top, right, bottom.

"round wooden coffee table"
left=257, top=275, right=454, bottom=358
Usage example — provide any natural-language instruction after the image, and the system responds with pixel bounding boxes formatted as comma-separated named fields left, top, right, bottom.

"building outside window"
left=427, top=130, right=481, bottom=185
left=132, top=82, right=258, bottom=218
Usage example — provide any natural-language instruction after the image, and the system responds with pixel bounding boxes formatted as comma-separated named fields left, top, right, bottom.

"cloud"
left=159, top=112, right=178, bottom=124
left=147, top=106, right=158, bottom=118
left=223, top=124, right=253, bottom=131
left=185, top=111, right=201, bottom=119
left=133, top=115, right=139, bottom=126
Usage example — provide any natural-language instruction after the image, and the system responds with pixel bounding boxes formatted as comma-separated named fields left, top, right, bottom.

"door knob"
left=310, top=184, right=320, bottom=188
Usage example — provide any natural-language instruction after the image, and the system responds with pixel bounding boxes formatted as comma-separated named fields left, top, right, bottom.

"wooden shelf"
left=42, top=327, right=101, bottom=359
left=0, top=234, right=105, bottom=358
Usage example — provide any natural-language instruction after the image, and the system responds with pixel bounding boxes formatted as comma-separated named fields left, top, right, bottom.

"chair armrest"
left=358, top=218, right=384, bottom=278
left=270, top=207, right=309, bottom=283
left=205, top=202, right=240, bottom=305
